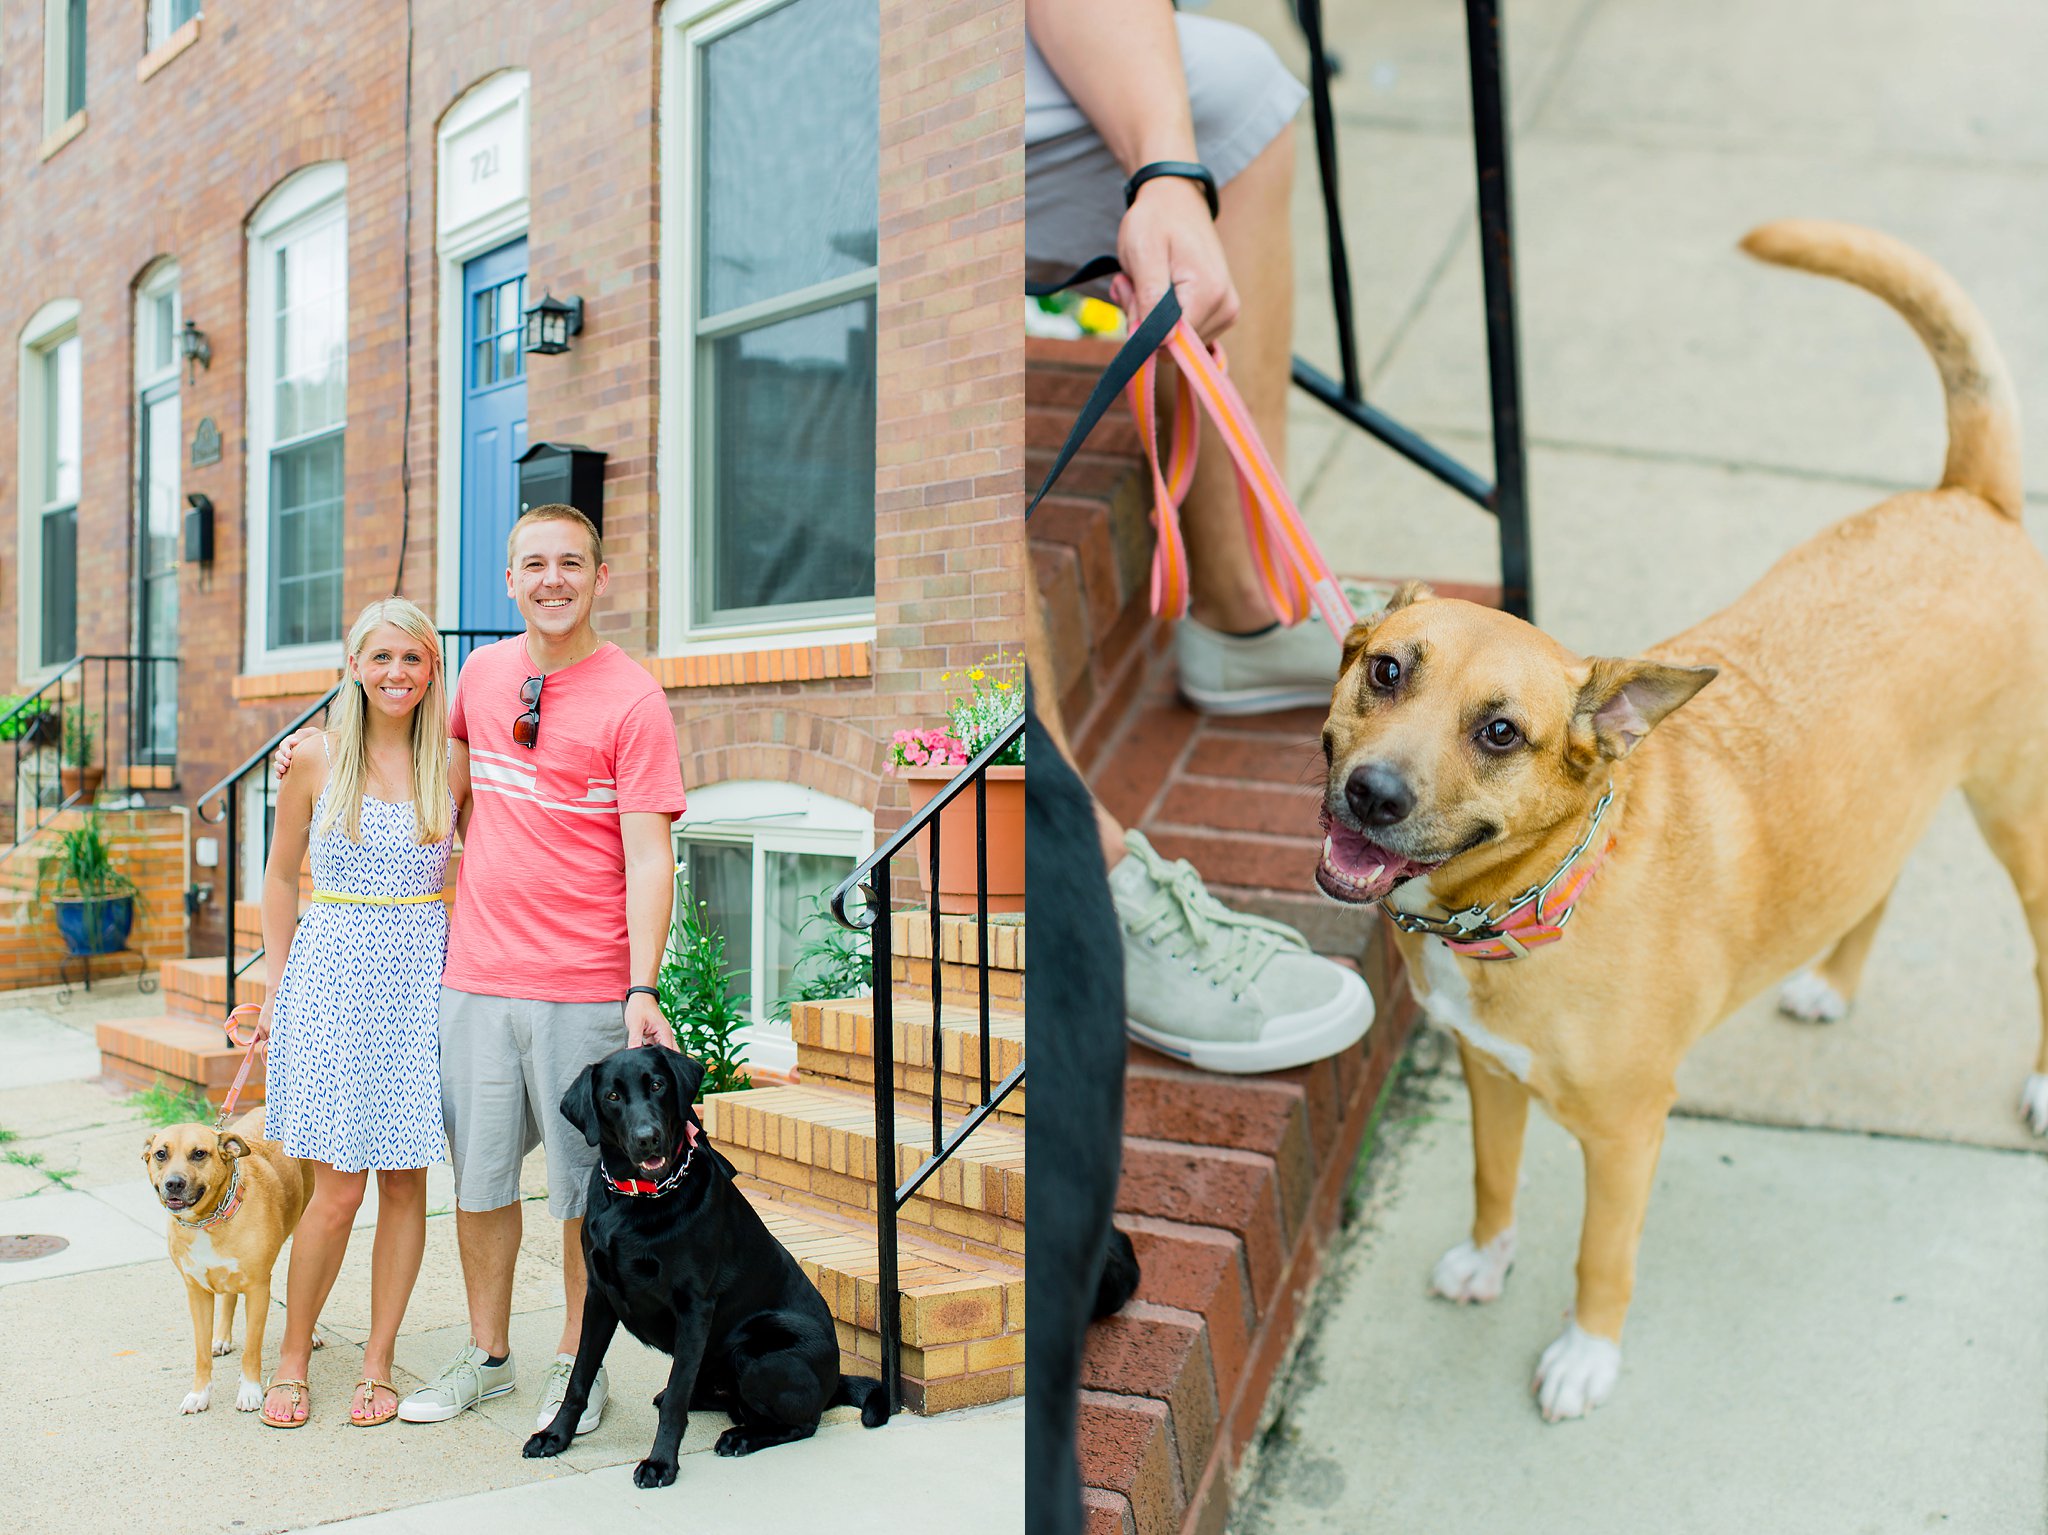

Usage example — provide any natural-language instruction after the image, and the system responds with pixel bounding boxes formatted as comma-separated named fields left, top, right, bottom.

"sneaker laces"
left=539, top=1356, right=573, bottom=1402
left=1122, top=836, right=1308, bottom=1001
left=428, top=1348, right=486, bottom=1401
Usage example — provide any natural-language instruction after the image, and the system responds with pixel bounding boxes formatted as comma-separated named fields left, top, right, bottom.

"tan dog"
left=143, top=1108, right=316, bottom=1414
left=1316, top=221, right=2046, bottom=1421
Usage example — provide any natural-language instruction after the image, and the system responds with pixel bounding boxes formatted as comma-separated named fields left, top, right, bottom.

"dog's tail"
left=1740, top=219, right=2022, bottom=519
left=831, top=1372, right=890, bottom=1429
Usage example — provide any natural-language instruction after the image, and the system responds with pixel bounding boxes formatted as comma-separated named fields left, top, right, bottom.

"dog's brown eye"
left=1479, top=718, right=1521, bottom=750
left=154, top=1147, right=167, bottom=1161
left=1368, top=655, right=1401, bottom=691
left=606, top=1091, right=620, bottom=1102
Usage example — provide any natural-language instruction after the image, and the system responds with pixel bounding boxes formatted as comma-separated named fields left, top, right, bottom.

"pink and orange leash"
left=214, top=1002, right=266, bottom=1129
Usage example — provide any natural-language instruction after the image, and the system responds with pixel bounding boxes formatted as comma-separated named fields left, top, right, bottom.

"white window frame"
left=672, top=779, right=873, bottom=1073
left=16, top=298, right=82, bottom=683
left=656, top=0, right=879, bottom=658
left=134, top=262, right=182, bottom=760
left=43, top=0, right=86, bottom=136
left=147, top=0, right=200, bottom=52
left=434, top=70, right=531, bottom=629
left=244, top=163, right=348, bottom=675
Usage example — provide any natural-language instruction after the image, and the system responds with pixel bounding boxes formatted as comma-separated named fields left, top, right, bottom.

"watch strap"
left=1123, top=160, right=1220, bottom=219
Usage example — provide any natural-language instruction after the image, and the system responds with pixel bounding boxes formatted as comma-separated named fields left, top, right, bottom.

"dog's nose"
left=163, top=1175, right=186, bottom=1194
left=1345, top=763, right=1414, bottom=828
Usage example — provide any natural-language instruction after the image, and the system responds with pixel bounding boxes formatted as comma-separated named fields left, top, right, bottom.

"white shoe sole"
left=1126, top=971, right=1372, bottom=1074
left=536, top=1392, right=605, bottom=1436
left=396, top=1380, right=514, bottom=1424
left=1176, top=678, right=1338, bottom=717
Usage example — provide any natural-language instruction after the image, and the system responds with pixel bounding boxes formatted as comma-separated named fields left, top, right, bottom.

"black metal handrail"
left=191, top=628, right=518, bottom=1008
left=2, top=654, right=181, bottom=855
left=829, top=717, right=1025, bottom=1415
left=1291, top=0, right=1532, bottom=620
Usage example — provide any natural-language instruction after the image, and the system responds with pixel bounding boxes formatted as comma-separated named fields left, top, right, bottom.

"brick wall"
left=0, top=810, right=187, bottom=991
left=0, top=0, right=1026, bottom=949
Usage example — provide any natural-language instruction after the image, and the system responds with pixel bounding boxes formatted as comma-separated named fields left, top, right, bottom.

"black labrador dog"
left=523, top=1045, right=887, bottom=1487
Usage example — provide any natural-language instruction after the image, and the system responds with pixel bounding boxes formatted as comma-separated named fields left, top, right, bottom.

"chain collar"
left=600, top=1123, right=701, bottom=1199
left=1381, top=787, right=1615, bottom=949
left=169, top=1159, right=244, bottom=1230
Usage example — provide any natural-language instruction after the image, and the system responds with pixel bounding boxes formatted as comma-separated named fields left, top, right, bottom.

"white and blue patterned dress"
left=265, top=786, right=453, bottom=1171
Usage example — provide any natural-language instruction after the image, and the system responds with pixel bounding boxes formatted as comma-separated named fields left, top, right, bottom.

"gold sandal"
left=261, top=1378, right=310, bottom=1429
left=350, top=1377, right=399, bottom=1428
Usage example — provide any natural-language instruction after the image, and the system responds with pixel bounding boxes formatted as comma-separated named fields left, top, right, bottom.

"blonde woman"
left=255, top=598, right=465, bottom=1429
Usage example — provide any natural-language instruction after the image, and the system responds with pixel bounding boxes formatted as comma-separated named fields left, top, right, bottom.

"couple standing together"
left=252, top=503, right=687, bottom=1431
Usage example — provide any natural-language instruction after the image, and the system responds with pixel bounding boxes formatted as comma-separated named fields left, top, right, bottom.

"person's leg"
left=354, top=1167, right=428, bottom=1423
left=265, top=1162, right=366, bottom=1424
left=456, top=1201, right=522, bottom=1358
left=557, top=1216, right=586, bottom=1356
left=1182, top=121, right=1297, bottom=634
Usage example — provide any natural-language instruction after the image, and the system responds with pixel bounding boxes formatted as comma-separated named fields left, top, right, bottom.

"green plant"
left=60, top=709, right=97, bottom=768
left=888, top=652, right=1025, bottom=771
left=128, top=1077, right=214, bottom=1129
left=4, top=1149, right=79, bottom=1193
left=0, top=695, right=56, bottom=743
left=771, top=895, right=872, bottom=1020
left=657, top=877, right=752, bottom=1097
left=39, top=814, right=140, bottom=904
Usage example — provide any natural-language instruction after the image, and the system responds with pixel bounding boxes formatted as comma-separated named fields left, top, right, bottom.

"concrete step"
left=705, top=1082, right=1024, bottom=1267
left=792, top=995, right=1025, bottom=1124
left=96, top=1013, right=265, bottom=1108
left=738, top=1188, right=1023, bottom=1415
left=161, top=953, right=269, bottom=1021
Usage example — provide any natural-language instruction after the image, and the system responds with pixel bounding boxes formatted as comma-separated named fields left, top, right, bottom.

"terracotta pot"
left=59, top=765, right=104, bottom=801
left=898, top=764, right=1025, bottom=915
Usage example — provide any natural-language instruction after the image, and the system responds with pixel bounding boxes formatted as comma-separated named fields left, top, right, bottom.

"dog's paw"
left=178, top=1386, right=212, bottom=1415
left=1430, top=1227, right=1516, bottom=1304
left=1777, top=969, right=1848, bottom=1023
left=633, top=1455, right=679, bottom=1489
left=523, top=1427, right=572, bottom=1460
left=2021, top=1074, right=2048, bottom=1136
left=1532, top=1320, right=1621, bottom=1423
left=234, top=1377, right=264, bottom=1412
left=211, top=1335, right=234, bottom=1357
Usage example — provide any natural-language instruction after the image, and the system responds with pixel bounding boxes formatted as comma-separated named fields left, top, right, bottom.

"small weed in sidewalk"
left=128, top=1077, right=214, bottom=1129
left=4, top=1149, right=80, bottom=1194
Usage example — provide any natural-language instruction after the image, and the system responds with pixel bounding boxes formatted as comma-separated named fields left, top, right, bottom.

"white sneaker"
left=1111, top=830, right=1373, bottom=1073
left=535, top=1354, right=607, bottom=1436
left=396, top=1343, right=515, bottom=1423
left=1174, top=581, right=1394, bottom=715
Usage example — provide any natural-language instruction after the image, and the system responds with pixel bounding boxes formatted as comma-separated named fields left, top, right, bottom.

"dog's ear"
left=140, top=1133, right=158, bottom=1165
left=559, top=1064, right=603, bottom=1147
left=664, top=1048, right=708, bottom=1108
left=1340, top=581, right=1436, bottom=678
left=1571, top=658, right=1718, bottom=762
left=217, top=1134, right=252, bottom=1163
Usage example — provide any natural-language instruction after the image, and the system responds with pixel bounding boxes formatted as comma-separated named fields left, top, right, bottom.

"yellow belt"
left=311, top=889, right=450, bottom=906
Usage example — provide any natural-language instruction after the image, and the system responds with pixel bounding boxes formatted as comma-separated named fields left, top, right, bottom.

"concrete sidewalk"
left=0, top=981, right=1020, bottom=1535
left=1196, top=0, right=2048, bottom=1527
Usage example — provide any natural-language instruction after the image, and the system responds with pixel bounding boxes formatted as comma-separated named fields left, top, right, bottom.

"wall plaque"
left=191, top=417, right=221, bottom=467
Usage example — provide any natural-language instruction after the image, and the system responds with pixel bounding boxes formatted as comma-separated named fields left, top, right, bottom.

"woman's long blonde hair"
left=316, top=598, right=452, bottom=845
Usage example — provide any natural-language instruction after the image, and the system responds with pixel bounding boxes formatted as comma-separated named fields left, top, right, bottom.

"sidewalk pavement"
left=1195, top=0, right=2048, bottom=1526
left=0, top=981, right=1021, bottom=1535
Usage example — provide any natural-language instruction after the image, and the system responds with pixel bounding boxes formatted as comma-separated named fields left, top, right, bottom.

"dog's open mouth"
left=1316, top=811, right=1444, bottom=904
left=159, top=1189, right=199, bottom=1211
left=636, top=1152, right=670, bottom=1174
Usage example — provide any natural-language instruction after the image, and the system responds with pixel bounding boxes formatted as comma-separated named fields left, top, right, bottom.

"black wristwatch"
left=625, top=985, right=659, bottom=1005
left=1124, top=160, right=1220, bottom=220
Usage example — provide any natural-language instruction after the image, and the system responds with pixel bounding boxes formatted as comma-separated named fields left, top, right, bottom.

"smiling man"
left=275, top=502, right=687, bottom=1437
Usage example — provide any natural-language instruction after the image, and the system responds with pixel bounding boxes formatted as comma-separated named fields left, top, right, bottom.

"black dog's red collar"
left=601, top=1121, right=702, bottom=1198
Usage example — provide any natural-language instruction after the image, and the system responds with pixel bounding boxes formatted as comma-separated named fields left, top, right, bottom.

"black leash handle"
left=1026, top=258, right=1182, bottom=520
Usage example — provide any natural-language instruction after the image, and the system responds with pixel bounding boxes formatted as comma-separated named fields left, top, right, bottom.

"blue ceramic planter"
left=56, top=896, right=133, bottom=957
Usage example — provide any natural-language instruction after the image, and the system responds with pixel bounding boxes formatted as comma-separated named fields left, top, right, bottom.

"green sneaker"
left=534, top=1353, right=607, bottom=1436
left=1111, top=830, right=1372, bottom=1073
left=1174, top=581, right=1394, bottom=716
left=395, top=1344, right=515, bottom=1423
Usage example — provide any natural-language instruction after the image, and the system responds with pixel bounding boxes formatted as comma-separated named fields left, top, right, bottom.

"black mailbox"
left=516, top=442, right=606, bottom=534
left=183, top=493, right=215, bottom=565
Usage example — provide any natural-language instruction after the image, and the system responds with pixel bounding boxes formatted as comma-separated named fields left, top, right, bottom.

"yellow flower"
left=996, top=681, right=1012, bottom=691
left=970, top=669, right=986, bottom=681
left=940, top=672, right=951, bottom=682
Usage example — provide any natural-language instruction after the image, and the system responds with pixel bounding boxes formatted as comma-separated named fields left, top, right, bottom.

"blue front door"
left=460, top=239, right=528, bottom=634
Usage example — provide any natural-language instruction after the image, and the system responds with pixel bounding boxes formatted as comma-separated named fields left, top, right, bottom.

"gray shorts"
left=1025, top=13, right=1308, bottom=277
left=438, top=987, right=626, bottom=1220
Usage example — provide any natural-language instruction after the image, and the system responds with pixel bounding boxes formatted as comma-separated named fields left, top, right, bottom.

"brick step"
left=738, top=1190, right=1023, bottom=1415
left=97, top=1013, right=265, bottom=1107
left=161, top=953, right=269, bottom=1021
left=792, top=995, right=1025, bottom=1124
left=705, top=1082, right=1024, bottom=1267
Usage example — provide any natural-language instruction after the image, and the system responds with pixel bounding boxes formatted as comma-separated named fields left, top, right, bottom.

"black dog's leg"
left=636, top=1312, right=714, bottom=1489
left=523, top=1285, right=622, bottom=1459
left=1093, top=1227, right=1141, bottom=1319
left=715, top=1345, right=829, bottom=1456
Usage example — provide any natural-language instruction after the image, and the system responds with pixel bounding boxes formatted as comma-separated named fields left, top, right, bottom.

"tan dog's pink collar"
left=169, top=1159, right=244, bottom=1230
left=1383, top=787, right=1615, bottom=960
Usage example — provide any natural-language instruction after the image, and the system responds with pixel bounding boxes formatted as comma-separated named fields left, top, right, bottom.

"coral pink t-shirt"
left=443, top=637, right=686, bottom=1002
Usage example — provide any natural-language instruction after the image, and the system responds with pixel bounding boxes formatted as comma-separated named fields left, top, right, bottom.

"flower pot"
left=899, top=765, right=1025, bottom=915
left=59, top=765, right=105, bottom=801
left=55, top=895, right=134, bottom=957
